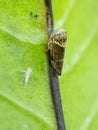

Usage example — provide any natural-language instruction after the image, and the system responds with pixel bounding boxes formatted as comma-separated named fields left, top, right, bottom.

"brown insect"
left=48, top=28, right=67, bottom=75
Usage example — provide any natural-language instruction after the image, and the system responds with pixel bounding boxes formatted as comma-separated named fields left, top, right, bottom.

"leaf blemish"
left=30, top=11, right=38, bottom=20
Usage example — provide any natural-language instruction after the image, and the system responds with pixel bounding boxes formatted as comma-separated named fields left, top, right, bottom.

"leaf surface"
left=53, top=0, right=98, bottom=129
left=0, top=1, right=56, bottom=130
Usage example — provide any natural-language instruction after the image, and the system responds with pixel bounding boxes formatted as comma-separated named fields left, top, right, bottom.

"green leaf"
left=53, top=0, right=98, bottom=130
left=0, top=1, right=56, bottom=130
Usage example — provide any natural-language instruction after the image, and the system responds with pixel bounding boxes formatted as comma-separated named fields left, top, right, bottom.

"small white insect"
left=20, top=67, right=32, bottom=84
left=24, top=68, right=32, bottom=84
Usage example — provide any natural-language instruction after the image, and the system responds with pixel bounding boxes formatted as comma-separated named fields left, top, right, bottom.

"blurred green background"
left=53, top=0, right=98, bottom=130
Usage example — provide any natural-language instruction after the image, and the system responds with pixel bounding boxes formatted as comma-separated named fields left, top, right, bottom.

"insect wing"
left=52, top=43, right=65, bottom=75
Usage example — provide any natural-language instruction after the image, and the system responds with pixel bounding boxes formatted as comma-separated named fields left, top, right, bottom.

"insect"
left=48, top=28, right=67, bottom=75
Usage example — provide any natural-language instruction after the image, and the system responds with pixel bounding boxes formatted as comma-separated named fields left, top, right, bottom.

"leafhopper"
left=48, top=29, right=67, bottom=75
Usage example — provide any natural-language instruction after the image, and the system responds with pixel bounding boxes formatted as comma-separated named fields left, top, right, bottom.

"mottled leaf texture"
left=0, top=1, right=56, bottom=130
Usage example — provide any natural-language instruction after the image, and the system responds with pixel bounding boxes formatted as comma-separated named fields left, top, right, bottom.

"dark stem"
left=44, top=0, right=66, bottom=130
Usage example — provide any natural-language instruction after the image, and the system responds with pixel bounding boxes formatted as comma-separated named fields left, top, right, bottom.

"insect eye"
left=60, top=38, right=62, bottom=42
left=59, top=38, right=65, bottom=43
left=62, top=38, right=65, bottom=42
